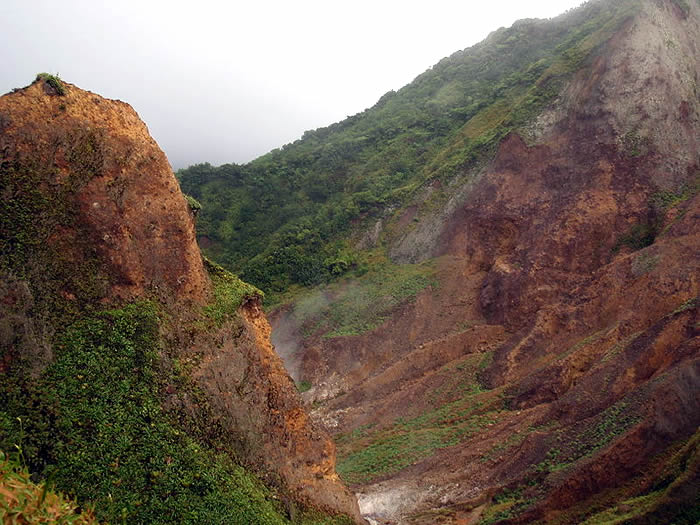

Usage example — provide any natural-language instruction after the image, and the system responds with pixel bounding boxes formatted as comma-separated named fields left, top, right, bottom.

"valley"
left=182, top=0, right=699, bottom=522
left=1, top=0, right=698, bottom=523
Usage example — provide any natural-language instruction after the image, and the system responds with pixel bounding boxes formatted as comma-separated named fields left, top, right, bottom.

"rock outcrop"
left=0, top=79, right=209, bottom=305
left=0, top=78, right=363, bottom=522
left=186, top=295, right=363, bottom=520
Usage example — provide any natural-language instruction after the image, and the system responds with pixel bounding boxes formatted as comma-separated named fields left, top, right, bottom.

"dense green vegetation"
left=0, top=303, right=291, bottom=524
left=178, top=0, right=637, bottom=299
left=0, top=300, right=352, bottom=524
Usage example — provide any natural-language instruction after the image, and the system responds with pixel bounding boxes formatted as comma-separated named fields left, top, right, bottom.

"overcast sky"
left=1, top=0, right=584, bottom=170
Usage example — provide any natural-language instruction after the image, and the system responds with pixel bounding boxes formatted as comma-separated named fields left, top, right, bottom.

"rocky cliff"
left=265, top=1, right=698, bottom=523
left=0, top=78, right=362, bottom=523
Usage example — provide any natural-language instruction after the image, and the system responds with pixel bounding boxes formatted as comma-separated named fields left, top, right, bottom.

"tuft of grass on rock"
left=203, top=257, right=264, bottom=325
left=35, top=73, right=66, bottom=96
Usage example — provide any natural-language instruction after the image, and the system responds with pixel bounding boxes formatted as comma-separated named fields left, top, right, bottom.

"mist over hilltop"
left=1, top=0, right=583, bottom=169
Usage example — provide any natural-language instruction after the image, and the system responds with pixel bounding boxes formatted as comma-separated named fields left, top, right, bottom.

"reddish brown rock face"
left=0, top=80, right=209, bottom=305
left=189, top=299, right=363, bottom=521
left=0, top=79, right=364, bottom=522
left=271, top=1, right=699, bottom=522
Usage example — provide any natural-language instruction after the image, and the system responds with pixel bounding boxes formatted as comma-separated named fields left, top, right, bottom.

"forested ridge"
left=178, top=0, right=637, bottom=299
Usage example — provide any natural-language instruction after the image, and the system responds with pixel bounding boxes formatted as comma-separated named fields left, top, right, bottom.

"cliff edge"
left=0, top=77, right=362, bottom=523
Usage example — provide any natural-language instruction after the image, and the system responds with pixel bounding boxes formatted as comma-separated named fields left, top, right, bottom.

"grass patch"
left=337, top=412, right=496, bottom=485
left=480, top=486, right=535, bottom=525
left=429, top=353, right=489, bottom=403
left=480, top=421, right=560, bottom=464
left=481, top=430, right=527, bottom=464
left=581, top=490, right=667, bottom=524
left=288, top=257, right=437, bottom=339
left=545, top=429, right=700, bottom=525
left=532, top=401, right=642, bottom=477
left=336, top=366, right=497, bottom=484
left=0, top=450, right=98, bottom=524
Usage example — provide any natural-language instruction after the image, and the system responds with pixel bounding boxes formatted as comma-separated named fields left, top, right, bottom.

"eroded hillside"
left=179, top=0, right=699, bottom=523
left=266, top=1, right=699, bottom=523
left=0, top=77, right=363, bottom=523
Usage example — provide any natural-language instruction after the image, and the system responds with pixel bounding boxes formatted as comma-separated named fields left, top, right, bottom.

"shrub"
left=185, top=194, right=202, bottom=215
left=35, top=73, right=66, bottom=96
left=297, top=380, right=312, bottom=393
